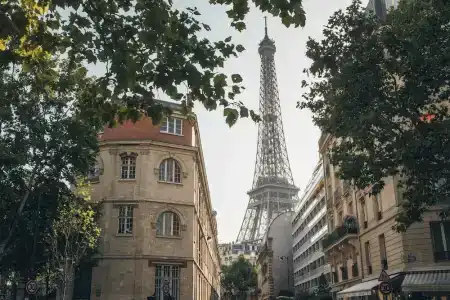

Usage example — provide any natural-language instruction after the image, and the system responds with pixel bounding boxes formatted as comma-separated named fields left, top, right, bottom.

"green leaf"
left=225, top=36, right=232, bottom=42
left=224, top=108, right=239, bottom=127
left=231, top=74, right=243, bottom=83
left=239, top=106, right=249, bottom=118
left=236, top=44, right=245, bottom=52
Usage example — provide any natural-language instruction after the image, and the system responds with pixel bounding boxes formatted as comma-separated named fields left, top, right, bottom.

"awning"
left=402, top=271, right=450, bottom=292
left=337, top=275, right=399, bottom=298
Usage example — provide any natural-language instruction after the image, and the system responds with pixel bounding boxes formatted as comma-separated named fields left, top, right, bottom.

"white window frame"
left=159, top=159, right=182, bottom=183
left=157, top=212, right=180, bottom=236
left=120, top=155, right=136, bottom=179
left=118, top=205, right=133, bottom=234
left=155, top=265, right=180, bottom=300
left=160, top=117, right=183, bottom=135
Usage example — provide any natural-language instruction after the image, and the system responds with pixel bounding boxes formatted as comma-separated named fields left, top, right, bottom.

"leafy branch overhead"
left=0, top=0, right=306, bottom=127
left=300, top=0, right=450, bottom=230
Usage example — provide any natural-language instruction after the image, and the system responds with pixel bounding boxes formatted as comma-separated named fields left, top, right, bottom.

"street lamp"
left=280, top=256, right=291, bottom=293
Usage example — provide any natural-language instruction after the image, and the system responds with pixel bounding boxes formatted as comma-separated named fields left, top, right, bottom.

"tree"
left=313, top=273, right=331, bottom=299
left=300, top=0, right=450, bottom=231
left=1, top=0, right=306, bottom=128
left=221, top=256, right=257, bottom=299
left=47, top=180, right=100, bottom=300
left=0, top=57, right=102, bottom=268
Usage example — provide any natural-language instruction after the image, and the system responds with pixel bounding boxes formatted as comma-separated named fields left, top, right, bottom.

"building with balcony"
left=319, top=135, right=362, bottom=298
left=292, top=161, right=331, bottom=296
left=88, top=101, right=221, bottom=300
left=320, top=132, right=450, bottom=300
left=256, top=211, right=294, bottom=300
left=219, top=242, right=259, bottom=266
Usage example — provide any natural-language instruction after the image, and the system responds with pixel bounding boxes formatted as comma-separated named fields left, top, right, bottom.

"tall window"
left=373, top=194, right=382, bottom=220
left=155, top=265, right=180, bottom=300
left=118, top=205, right=133, bottom=234
left=156, top=211, right=181, bottom=236
left=379, top=234, right=388, bottom=269
left=360, top=200, right=368, bottom=229
left=120, top=154, right=136, bottom=179
left=160, top=117, right=183, bottom=135
left=159, top=158, right=182, bottom=183
left=365, top=241, right=372, bottom=275
left=430, top=221, right=450, bottom=261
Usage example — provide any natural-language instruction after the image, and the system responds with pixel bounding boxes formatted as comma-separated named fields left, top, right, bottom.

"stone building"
left=292, top=161, right=331, bottom=295
left=88, top=101, right=221, bottom=300
left=319, top=132, right=450, bottom=300
left=256, top=212, right=294, bottom=300
left=218, top=242, right=259, bottom=267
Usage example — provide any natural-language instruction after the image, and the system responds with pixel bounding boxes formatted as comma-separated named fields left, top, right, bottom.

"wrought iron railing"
left=322, top=217, right=358, bottom=249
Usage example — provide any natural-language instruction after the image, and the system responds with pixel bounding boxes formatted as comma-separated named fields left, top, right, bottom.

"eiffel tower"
left=236, top=18, right=299, bottom=243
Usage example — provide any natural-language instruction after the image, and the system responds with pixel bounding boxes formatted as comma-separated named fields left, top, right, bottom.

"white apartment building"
left=219, top=242, right=259, bottom=266
left=292, top=161, right=331, bottom=295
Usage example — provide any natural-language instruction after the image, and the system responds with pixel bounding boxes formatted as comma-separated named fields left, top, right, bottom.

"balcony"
left=334, top=187, right=342, bottom=207
left=322, top=216, right=358, bottom=250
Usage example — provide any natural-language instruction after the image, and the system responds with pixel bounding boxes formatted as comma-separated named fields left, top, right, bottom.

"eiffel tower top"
left=258, top=17, right=276, bottom=55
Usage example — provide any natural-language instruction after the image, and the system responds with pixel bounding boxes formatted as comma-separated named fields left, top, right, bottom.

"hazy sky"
left=88, top=0, right=368, bottom=243
left=184, top=0, right=369, bottom=243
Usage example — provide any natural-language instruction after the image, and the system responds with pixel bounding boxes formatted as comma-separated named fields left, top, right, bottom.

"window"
left=118, top=205, right=133, bottom=234
left=365, top=241, right=372, bottom=275
left=379, top=234, right=388, bottom=269
left=120, top=154, right=136, bottom=179
left=361, top=200, right=368, bottom=229
left=373, top=194, right=382, bottom=220
left=155, top=265, right=180, bottom=300
left=88, top=161, right=101, bottom=180
left=160, top=117, right=183, bottom=135
left=430, top=221, right=450, bottom=261
left=159, top=158, right=182, bottom=183
left=156, top=211, right=181, bottom=236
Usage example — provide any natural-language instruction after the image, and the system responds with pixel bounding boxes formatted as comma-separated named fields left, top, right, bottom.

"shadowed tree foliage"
left=300, top=0, right=450, bottom=231
left=0, top=57, right=102, bottom=269
left=1, top=0, right=306, bottom=128
left=221, top=256, right=257, bottom=299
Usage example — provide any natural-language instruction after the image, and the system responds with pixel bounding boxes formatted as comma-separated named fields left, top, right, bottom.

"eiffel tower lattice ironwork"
left=236, top=18, right=299, bottom=243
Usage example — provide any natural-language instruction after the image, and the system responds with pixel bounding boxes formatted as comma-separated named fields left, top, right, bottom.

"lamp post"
left=280, top=256, right=290, bottom=293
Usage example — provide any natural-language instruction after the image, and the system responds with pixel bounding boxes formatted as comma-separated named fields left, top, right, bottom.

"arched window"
left=120, top=153, right=137, bottom=179
left=159, top=158, right=181, bottom=183
left=156, top=211, right=181, bottom=237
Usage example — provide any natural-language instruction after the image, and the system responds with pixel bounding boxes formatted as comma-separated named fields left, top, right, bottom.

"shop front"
left=401, top=271, right=450, bottom=300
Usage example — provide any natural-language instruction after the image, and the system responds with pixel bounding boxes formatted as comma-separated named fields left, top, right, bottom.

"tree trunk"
left=61, top=260, right=75, bottom=300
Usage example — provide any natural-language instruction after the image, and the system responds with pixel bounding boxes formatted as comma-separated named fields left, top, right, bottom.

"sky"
left=182, top=0, right=367, bottom=243
left=87, top=0, right=368, bottom=243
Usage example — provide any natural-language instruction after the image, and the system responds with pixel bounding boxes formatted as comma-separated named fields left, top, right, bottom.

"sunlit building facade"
left=292, top=161, right=331, bottom=295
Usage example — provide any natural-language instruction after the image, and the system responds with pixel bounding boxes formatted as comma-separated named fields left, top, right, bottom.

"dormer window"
left=160, top=117, right=182, bottom=135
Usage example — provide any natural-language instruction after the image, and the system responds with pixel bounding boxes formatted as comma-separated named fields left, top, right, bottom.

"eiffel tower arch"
left=236, top=18, right=299, bottom=244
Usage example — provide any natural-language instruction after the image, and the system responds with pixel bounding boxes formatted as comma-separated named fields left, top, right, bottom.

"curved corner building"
left=292, top=161, right=331, bottom=294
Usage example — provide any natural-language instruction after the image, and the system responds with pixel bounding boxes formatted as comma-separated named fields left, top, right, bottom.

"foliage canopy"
left=221, top=256, right=257, bottom=296
left=1, top=0, right=306, bottom=127
left=300, top=0, right=450, bottom=230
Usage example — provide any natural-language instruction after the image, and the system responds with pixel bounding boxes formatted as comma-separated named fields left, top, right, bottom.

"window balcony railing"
left=434, top=251, right=450, bottom=262
left=322, top=216, right=358, bottom=250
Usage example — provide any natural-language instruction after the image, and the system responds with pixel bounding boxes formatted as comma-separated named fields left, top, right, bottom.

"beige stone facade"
left=218, top=242, right=259, bottom=267
left=89, top=102, right=221, bottom=300
left=319, top=133, right=450, bottom=299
